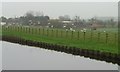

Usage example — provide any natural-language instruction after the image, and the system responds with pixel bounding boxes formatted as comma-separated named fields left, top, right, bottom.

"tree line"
left=0, top=11, right=118, bottom=29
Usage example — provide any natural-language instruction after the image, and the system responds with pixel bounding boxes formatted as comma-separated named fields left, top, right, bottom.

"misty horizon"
left=1, top=2, right=118, bottom=19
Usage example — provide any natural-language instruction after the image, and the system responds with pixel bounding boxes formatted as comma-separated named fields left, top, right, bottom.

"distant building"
left=96, top=17, right=118, bottom=21
left=0, top=22, right=6, bottom=25
left=61, top=21, right=72, bottom=24
left=91, top=23, right=104, bottom=30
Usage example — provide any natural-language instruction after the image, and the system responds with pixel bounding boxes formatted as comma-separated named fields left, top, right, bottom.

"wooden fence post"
left=66, top=30, right=68, bottom=38
left=23, top=26, right=24, bottom=33
left=8, top=26, right=10, bottom=31
left=77, top=31, right=80, bottom=40
left=83, top=32, right=86, bottom=40
left=16, top=26, right=19, bottom=32
left=106, top=33, right=108, bottom=43
left=56, top=29, right=58, bottom=37
left=43, top=28, right=44, bottom=35
left=98, top=32, right=100, bottom=42
left=91, top=31, right=93, bottom=41
left=39, top=28, right=40, bottom=35
left=25, top=27, right=27, bottom=33
left=26, top=27, right=27, bottom=34
left=47, top=29, right=49, bottom=36
left=71, top=31, right=73, bottom=39
left=28, top=27, right=30, bottom=34
left=20, top=26, right=21, bottom=32
left=22, top=26, right=23, bottom=32
left=115, top=33, right=117, bottom=44
left=61, top=30, right=63, bottom=38
left=35, top=27, right=37, bottom=34
left=51, top=29, right=53, bottom=37
left=31, top=27, right=33, bottom=34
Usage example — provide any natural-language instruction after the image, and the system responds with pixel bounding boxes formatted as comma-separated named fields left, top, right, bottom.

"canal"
left=2, top=41, right=118, bottom=70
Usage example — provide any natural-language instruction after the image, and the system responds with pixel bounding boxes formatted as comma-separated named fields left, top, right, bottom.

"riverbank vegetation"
left=2, top=26, right=118, bottom=54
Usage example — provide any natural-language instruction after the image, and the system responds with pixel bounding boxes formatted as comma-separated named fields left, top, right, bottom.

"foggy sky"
left=1, top=2, right=118, bottom=19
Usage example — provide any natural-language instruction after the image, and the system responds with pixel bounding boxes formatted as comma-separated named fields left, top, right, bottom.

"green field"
left=1, top=26, right=118, bottom=54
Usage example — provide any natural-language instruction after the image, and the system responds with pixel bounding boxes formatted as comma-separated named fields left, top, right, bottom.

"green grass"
left=1, top=26, right=118, bottom=54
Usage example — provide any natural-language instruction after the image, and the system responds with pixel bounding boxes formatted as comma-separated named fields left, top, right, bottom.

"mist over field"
left=1, top=2, right=118, bottom=19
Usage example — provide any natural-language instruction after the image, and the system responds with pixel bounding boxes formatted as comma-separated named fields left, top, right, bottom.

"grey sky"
left=2, top=2, right=118, bottom=19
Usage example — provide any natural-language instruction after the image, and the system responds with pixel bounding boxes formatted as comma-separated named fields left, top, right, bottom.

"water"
left=0, top=41, right=2, bottom=71
left=2, top=41, right=118, bottom=70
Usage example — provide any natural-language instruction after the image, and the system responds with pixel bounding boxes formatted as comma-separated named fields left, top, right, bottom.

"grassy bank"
left=2, top=26, right=118, bottom=54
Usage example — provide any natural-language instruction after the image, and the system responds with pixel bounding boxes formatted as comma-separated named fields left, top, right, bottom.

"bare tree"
left=59, top=15, right=70, bottom=21
left=25, top=11, right=34, bottom=18
left=35, top=11, right=44, bottom=16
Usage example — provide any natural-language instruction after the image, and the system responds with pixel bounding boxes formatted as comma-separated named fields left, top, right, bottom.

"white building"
left=0, top=22, right=6, bottom=25
left=61, top=21, right=72, bottom=24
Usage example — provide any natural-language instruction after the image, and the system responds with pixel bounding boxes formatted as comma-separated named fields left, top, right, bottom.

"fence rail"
left=2, top=26, right=118, bottom=50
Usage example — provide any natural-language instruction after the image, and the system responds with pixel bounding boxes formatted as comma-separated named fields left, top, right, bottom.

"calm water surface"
left=2, top=41, right=118, bottom=70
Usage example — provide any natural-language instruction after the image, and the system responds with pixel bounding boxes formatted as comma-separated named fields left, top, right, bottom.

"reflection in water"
left=0, top=41, right=2, bottom=71
left=118, top=66, right=120, bottom=72
left=2, top=41, right=118, bottom=70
